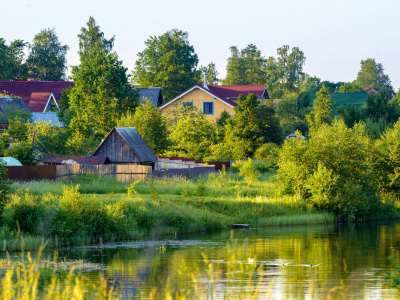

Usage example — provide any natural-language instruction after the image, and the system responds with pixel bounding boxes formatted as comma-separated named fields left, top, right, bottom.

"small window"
left=203, top=102, right=213, bottom=115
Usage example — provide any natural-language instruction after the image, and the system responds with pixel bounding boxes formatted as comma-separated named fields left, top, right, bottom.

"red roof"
left=0, top=81, right=74, bottom=112
left=207, top=85, right=269, bottom=100
left=160, top=84, right=269, bottom=109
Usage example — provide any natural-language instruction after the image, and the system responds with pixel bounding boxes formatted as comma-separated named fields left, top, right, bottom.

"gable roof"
left=0, top=96, right=30, bottom=113
left=92, top=127, right=158, bottom=163
left=0, top=81, right=74, bottom=112
left=160, top=85, right=269, bottom=110
left=133, top=87, right=163, bottom=107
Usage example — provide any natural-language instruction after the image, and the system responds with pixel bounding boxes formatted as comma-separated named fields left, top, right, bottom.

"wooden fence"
left=6, top=165, right=56, bottom=181
left=56, top=164, right=152, bottom=182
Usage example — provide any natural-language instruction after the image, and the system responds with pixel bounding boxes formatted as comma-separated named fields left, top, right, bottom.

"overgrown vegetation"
left=0, top=172, right=339, bottom=251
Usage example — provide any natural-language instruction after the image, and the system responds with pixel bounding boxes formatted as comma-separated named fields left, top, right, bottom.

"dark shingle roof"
left=93, top=127, right=158, bottom=163
left=41, top=154, right=109, bottom=165
left=0, top=97, right=30, bottom=113
left=132, top=87, right=163, bottom=107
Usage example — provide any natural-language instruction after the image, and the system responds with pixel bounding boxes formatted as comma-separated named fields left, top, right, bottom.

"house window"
left=203, top=102, right=213, bottom=115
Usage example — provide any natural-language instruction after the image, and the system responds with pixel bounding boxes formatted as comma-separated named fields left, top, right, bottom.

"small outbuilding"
left=92, top=127, right=158, bottom=168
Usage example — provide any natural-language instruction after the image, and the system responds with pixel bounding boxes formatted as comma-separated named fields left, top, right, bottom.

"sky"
left=2, top=0, right=400, bottom=90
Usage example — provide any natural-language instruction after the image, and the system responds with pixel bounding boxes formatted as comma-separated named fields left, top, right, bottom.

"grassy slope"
left=2, top=172, right=334, bottom=251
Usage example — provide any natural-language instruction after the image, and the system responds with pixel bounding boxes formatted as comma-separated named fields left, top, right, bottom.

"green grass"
left=1, top=172, right=337, bottom=251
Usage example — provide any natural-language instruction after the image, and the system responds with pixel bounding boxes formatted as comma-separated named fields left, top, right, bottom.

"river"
left=54, top=221, right=400, bottom=299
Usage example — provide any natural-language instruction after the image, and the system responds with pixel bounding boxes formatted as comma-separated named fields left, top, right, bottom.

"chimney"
left=28, top=76, right=35, bottom=81
left=203, top=70, right=208, bottom=89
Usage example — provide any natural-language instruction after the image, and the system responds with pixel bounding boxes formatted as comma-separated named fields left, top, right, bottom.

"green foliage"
left=194, top=175, right=206, bottom=198
left=182, top=184, right=193, bottom=200
left=355, top=58, right=393, bottom=93
left=278, top=119, right=378, bottom=220
left=254, top=143, right=279, bottom=169
left=0, top=133, right=10, bottom=156
left=57, top=87, right=75, bottom=127
left=7, top=117, right=29, bottom=142
left=373, top=121, right=400, bottom=197
left=199, top=62, right=220, bottom=85
left=337, top=82, right=363, bottom=93
left=306, top=84, right=333, bottom=129
left=277, top=93, right=309, bottom=136
left=0, top=106, right=32, bottom=124
left=0, top=161, right=12, bottom=216
left=363, top=88, right=399, bottom=123
left=216, top=110, right=231, bottom=128
left=116, top=99, right=169, bottom=154
left=337, top=104, right=361, bottom=128
left=0, top=38, right=28, bottom=80
left=266, top=45, right=306, bottom=96
left=222, top=44, right=266, bottom=85
left=168, top=106, right=220, bottom=160
left=133, top=29, right=200, bottom=101
left=69, top=49, right=138, bottom=138
left=237, top=158, right=260, bottom=183
left=26, top=28, right=69, bottom=81
left=216, top=93, right=281, bottom=160
left=29, top=121, right=72, bottom=154
left=78, top=16, right=115, bottom=61
left=4, top=141, right=35, bottom=165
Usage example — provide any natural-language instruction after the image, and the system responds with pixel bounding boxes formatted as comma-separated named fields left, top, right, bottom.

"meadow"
left=0, top=170, right=335, bottom=251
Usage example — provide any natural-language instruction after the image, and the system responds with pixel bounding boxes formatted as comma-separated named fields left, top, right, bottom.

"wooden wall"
left=94, top=131, right=140, bottom=163
left=56, top=164, right=152, bottom=182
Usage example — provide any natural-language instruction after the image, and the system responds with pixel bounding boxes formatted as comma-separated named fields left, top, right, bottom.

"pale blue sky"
left=2, top=0, right=400, bottom=90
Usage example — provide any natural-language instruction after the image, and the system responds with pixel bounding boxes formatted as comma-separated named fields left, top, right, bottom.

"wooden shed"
left=92, top=127, right=158, bottom=168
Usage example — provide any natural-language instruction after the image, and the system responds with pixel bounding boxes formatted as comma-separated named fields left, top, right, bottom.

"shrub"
left=238, top=158, right=260, bottom=183
left=0, top=161, right=12, bottom=217
left=4, top=141, right=35, bottom=165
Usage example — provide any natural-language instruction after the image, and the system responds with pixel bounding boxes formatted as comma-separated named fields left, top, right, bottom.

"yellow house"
left=160, top=84, right=270, bottom=119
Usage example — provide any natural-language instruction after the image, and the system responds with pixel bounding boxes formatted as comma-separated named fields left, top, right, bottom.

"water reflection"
left=55, top=222, right=400, bottom=299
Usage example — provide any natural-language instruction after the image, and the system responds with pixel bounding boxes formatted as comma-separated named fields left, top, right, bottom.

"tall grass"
left=0, top=247, right=120, bottom=299
left=2, top=172, right=342, bottom=250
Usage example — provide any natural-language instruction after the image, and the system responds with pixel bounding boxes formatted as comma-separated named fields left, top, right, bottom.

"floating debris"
left=74, top=240, right=224, bottom=251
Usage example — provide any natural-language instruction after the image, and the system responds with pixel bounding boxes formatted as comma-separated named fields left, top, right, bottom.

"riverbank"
left=1, top=172, right=397, bottom=251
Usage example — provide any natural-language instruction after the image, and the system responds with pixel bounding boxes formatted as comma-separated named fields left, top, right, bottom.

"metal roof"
left=0, top=157, right=23, bottom=166
left=133, top=87, right=163, bottom=107
left=32, top=112, right=63, bottom=127
left=92, top=127, right=158, bottom=163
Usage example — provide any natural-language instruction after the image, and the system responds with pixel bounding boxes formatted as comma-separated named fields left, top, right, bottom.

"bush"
left=238, top=158, right=260, bottom=183
left=0, top=161, right=12, bottom=217
left=4, top=141, right=35, bottom=165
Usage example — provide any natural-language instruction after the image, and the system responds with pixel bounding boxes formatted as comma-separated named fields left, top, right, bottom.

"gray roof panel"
left=115, top=127, right=158, bottom=163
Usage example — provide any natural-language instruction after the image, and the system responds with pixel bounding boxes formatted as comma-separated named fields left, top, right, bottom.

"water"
left=54, top=221, right=400, bottom=299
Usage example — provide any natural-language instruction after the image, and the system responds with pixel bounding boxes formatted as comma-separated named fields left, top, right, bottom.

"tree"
left=0, top=38, right=28, bottom=80
left=132, top=29, right=200, bottom=102
left=306, top=84, right=333, bottom=129
left=222, top=44, right=266, bottom=85
left=199, top=62, right=220, bottom=85
left=168, top=107, right=220, bottom=160
left=276, top=45, right=306, bottom=93
left=69, top=49, right=138, bottom=138
left=337, top=82, right=363, bottom=93
left=265, top=45, right=306, bottom=97
left=214, top=93, right=281, bottom=160
left=116, top=100, right=169, bottom=154
left=355, top=58, right=393, bottom=93
left=26, top=28, right=69, bottom=81
left=78, top=16, right=115, bottom=61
